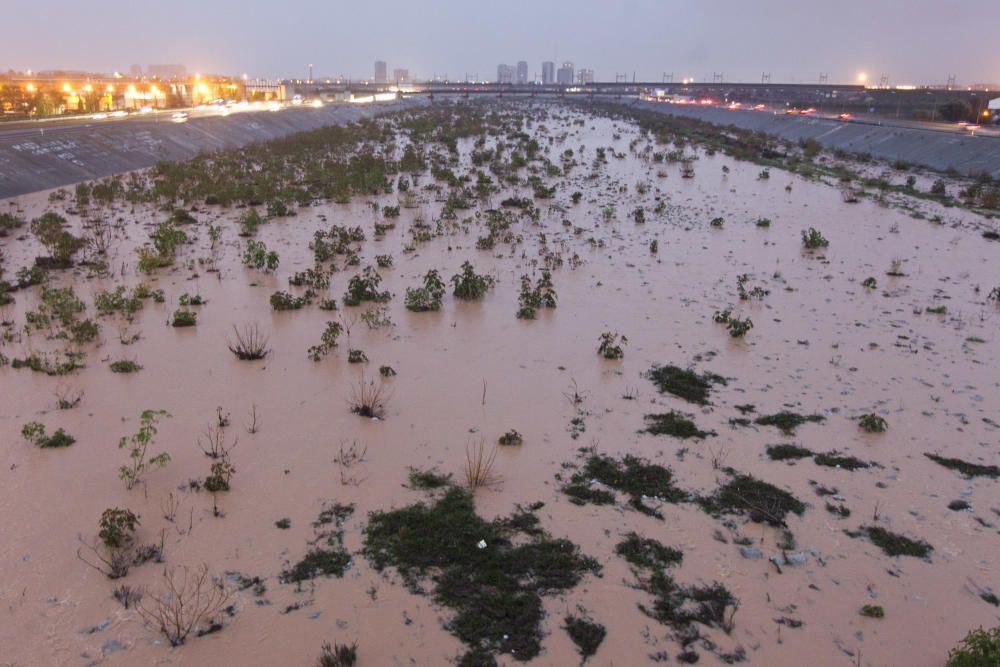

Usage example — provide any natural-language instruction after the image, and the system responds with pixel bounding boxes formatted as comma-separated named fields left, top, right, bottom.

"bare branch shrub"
left=138, top=564, right=232, bottom=646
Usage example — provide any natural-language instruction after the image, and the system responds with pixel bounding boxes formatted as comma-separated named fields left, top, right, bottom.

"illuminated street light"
left=857, top=72, right=868, bottom=84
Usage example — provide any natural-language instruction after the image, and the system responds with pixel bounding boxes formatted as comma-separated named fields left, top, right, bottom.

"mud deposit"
left=1, top=101, right=998, bottom=666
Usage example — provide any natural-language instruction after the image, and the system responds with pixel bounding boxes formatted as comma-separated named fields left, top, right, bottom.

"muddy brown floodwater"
left=1, top=102, right=998, bottom=667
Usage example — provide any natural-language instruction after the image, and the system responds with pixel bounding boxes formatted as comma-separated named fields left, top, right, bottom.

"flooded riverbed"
left=1, top=101, right=998, bottom=666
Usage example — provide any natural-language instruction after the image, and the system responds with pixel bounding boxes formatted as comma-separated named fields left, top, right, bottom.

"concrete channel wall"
left=628, top=100, right=1000, bottom=179
left=0, top=99, right=425, bottom=199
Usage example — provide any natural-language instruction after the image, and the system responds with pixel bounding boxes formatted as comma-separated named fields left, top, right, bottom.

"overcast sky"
left=5, top=0, right=998, bottom=85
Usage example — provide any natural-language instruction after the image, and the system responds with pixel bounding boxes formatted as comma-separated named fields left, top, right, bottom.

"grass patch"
left=280, top=503, right=354, bottom=583
left=636, top=570, right=739, bottom=640
left=814, top=452, right=871, bottom=470
left=644, top=364, right=725, bottom=405
left=644, top=412, right=714, bottom=439
left=766, top=443, right=813, bottom=461
left=857, top=525, right=933, bottom=558
left=363, top=487, right=600, bottom=663
left=615, top=532, right=683, bottom=570
left=860, top=604, right=885, bottom=618
left=562, top=452, right=688, bottom=518
left=754, top=411, right=825, bottom=435
left=924, top=453, right=999, bottom=478
left=563, top=613, right=606, bottom=661
left=407, top=467, right=453, bottom=490
left=109, top=359, right=142, bottom=373
left=700, top=473, right=806, bottom=527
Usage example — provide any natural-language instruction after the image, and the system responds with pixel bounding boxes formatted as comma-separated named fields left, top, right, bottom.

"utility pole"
left=761, top=72, right=771, bottom=84
left=713, top=72, right=723, bottom=84
left=308, top=64, right=313, bottom=84
left=819, top=73, right=828, bottom=85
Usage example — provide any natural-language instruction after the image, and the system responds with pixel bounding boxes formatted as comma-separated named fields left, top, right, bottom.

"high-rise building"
left=497, top=64, right=514, bottom=84
left=129, top=64, right=142, bottom=79
left=577, top=68, right=594, bottom=84
left=392, top=68, right=409, bottom=83
left=374, top=61, right=387, bottom=83
left=556, top=62, right=574, bottom=85
left=516, top=61, right=528, bottom=85
left=541, top=61, right=555, bottom=85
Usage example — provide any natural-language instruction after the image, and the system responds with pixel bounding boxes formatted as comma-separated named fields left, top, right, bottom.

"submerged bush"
left=21, top=422, right=75, bottom=448
left=404, top=269, right=446, bottom=312
left=451, top=261, right=495, bottom=300
left=363, top=487, right=599, bottom=662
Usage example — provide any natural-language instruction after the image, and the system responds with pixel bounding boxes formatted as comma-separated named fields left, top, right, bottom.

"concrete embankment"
left=628, top=100, right=1000, bottom=178
left=0, top=99, right=424, bottom=199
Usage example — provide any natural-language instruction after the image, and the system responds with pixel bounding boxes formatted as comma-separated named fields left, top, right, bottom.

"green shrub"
left=404, top=269, right=446, bottom=312
left=801, top=227, right=829, bottom=249
left=451, top=261, right=495, bottom=300
left=947, top=626, right=1000, bottom=667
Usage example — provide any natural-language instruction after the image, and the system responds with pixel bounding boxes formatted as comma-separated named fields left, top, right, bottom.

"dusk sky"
left=6, top=0, right=999, bottom=85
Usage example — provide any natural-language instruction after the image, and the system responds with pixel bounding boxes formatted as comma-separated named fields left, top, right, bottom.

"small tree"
left=30, top=212, right=84, bottom=266
left=119, top=410, right=171, bottom=490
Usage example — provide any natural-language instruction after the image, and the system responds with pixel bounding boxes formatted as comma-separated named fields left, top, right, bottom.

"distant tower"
left=556, top=62, right=574, bottom=85
left=516, top=61, right=528, bottom=85
left=541, top=61, right=555, bottom=85
left=374, top=61, right=387, bottom=83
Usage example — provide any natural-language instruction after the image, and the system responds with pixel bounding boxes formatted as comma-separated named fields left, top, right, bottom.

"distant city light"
left=857, top=72, right=868, bottom=83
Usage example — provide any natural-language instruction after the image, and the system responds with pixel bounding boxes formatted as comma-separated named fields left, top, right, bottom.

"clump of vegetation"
left=171, top=309, right=197, bottom=327
left=281, top=503, right=355, bottom=583
left=726, top=315, right=754, bottom=337
left=242, top=240, right=279, bottom=272
left=815, top=452, right=870, bottom=470
left=31, top=212, right=84, bottom=266
left=405, top=269, right=446, bottom=312
left=408, top=467, right=453, bottom=489
left=110, top=359, right=143, bottom=373
left=308, top=322, right=343, bottom=361
left=451, top=261, right=496, bottom=300
left=347, top=349, right=368, bottom=364
left=856, top=525, right=933, bottom=558
left=563, top=613, right=606, bottom=662
left=118, top=409, right=171, bottom=490
left=801, top=227, right=829, bottom=250
left=228, top=323, right=271, bottom=360
left=95, top=286, right=143, bottom=320
left=645, top=364, right=725, bottom=404
left=270, top=290, right=308, bottom=311
left=344, top=266, right=390, bottom=306
left=644, top=412, right=714, bottom=439
left=562, top=451, right=687, bottom=518
left=766, top=444, right=813, bottom=461
left=754, top=411, right=825, bottom=435
left=516, top=271, right=557, bottom=319
left=205, top=459, right=235, bottom=493
left=947, top=626, right=1000, bottom=667
left=21, top=422, right=75, bottom=448
left=615, top=532, right=683, bottom=570
left=363, top=487, right=600, bottom=662
left=700, top=473, right=806, bottom=527
left=636, top=570, right=739, bottom=647
left=862, top=276, right=877, bottom=289
left=924, top=453, right=999, bottom=478
left=378, top=365, right=397, bottom=377
left=597, top=331, right=628, bottom=359
left=349, top=372, right=390, bottom=418
left=860, top=605, right=885, bottom=618
left=316, top=641, right=358, bottom=667
left=498, top=430, right=523, bottom=446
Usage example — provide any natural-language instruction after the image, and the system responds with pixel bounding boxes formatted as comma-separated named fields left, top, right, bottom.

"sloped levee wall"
left=629, top=100, right=1000, bottom=178
left=0, top=99, right=425, bottom=199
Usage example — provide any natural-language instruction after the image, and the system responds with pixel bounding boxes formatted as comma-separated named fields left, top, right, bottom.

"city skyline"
left=4, top=0, right=1000, bottom=86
